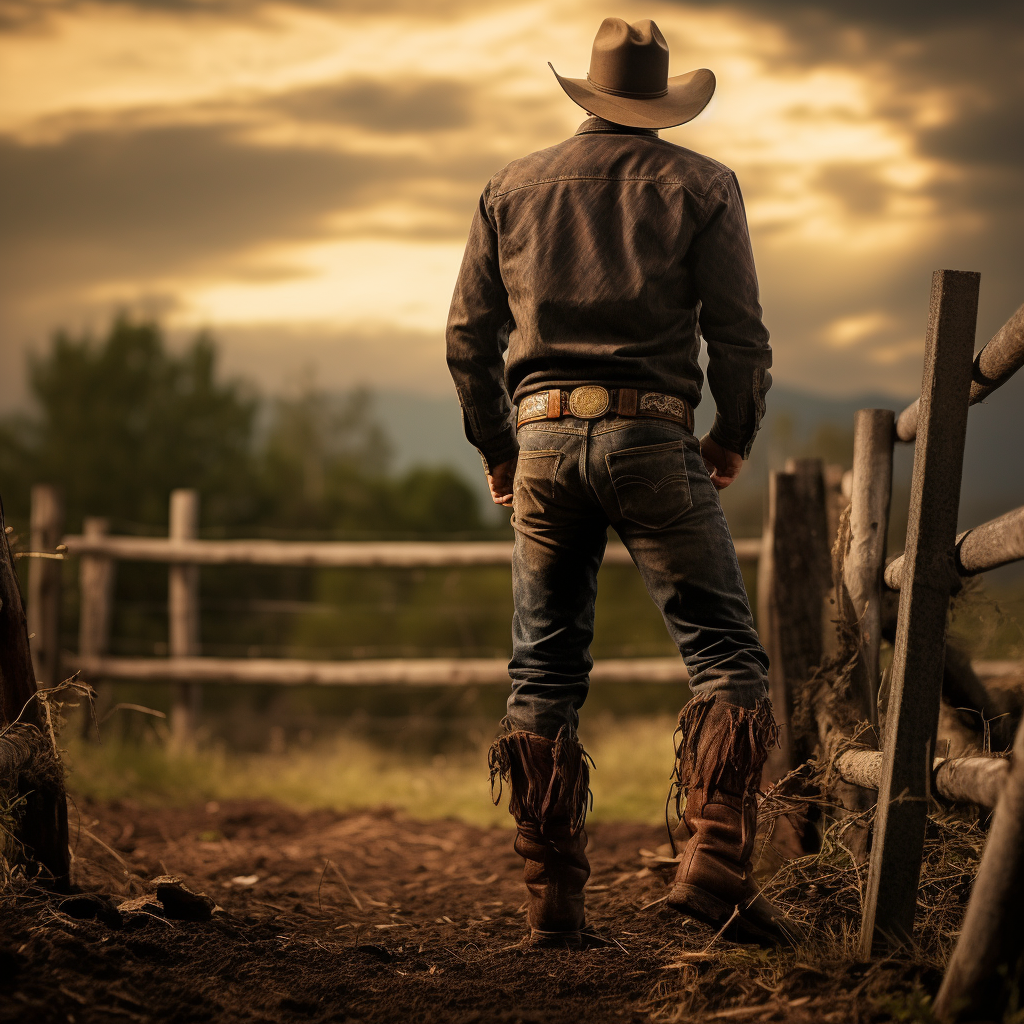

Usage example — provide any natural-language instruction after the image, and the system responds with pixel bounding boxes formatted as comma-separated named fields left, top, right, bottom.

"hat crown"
left=588, top=18, right=669, bottom=97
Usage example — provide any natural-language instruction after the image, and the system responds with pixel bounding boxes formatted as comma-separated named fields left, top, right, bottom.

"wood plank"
left=884, top=503, right=1024, bottom=588
left=60, top=535, right=763, bottom=568
left=934, top=715, right=1024, bottom=1020
left=762, top=462, right=831, bottom=781
left=0, top=494, right=70, bottom=888
left=896, top=297, right=1024, bottom=441
left=78, top=517, right=115, bottom=658
left=835, top=749, right=1008, bottom=809
left=67, top=654, right=691, bottom=686
left=168, top=490, right=200, bottom=751
left=843, top=410, right=895, bottom=722
left=27, top=485, right=63, bottom=688
left=859, top=269, right=980, bottom=955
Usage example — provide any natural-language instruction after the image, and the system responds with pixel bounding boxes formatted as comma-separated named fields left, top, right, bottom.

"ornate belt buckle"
left=568, top=385, right=610, bottom=419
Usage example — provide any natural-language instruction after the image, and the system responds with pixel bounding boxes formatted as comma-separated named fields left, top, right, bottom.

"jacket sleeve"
left=445, top=190, right=519, bottom=472
left=688, top=171, right=772, bottom=458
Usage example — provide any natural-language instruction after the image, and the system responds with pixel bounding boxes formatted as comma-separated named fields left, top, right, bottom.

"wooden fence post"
left=78, top=517, right=115, bottom=736
left=168, top=490, right=200, bottom=752
left=842, top=410, right=895, bottom=724
left=27, top=485, right=64, bottom=688
left=858, top=269, right=980, bottom=955
left=934, top=712, right=1024, bottom=1020
left=761, top=460, right=832, bottom=781
left=0, top=496, right=70, bottom=888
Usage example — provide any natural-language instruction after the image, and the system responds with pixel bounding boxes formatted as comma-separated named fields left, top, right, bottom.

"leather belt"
left=516, top=386, right=694, bottom=432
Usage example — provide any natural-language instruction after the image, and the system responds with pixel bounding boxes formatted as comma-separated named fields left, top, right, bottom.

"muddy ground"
left=1, top=800, right=952, bottom=1024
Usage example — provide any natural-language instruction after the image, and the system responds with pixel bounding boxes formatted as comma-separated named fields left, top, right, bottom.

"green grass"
left=64, top=713, right=679, bottom=827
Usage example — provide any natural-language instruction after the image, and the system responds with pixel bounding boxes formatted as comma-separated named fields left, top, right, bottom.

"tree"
left=1, top=317, right=258, bottom=529
left=0, top=316, right=484, bottom=536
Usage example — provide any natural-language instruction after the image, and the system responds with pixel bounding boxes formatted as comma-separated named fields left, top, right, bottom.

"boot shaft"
left=489, top=726, right=592, bottom=834
left=670, top=695, right=777, bottom=869
left=672, top=694, right=778, bottom=803
left=489, top=727, right=593, bottom=940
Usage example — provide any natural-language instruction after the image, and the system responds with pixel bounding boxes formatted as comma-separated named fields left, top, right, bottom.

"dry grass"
left=63, top=712, right=681, bottom=827
left=643, top=810, right=985, bottom=1023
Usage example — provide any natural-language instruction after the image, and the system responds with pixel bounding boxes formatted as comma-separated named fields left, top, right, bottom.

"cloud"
left=673, top=0, right=1023, bottom=44
left=814, top=164, right=890, bottom=217
left=0, top=105, right=496, bottom=293
left=0, top=122, right=393, bottom=259
left=2, top=0, right=1023, bottom=412
left=0, top=109, right=490, bottom=409
left=0, top=0, right=486, bottom=32
left=275, top=78, right=473, bottom=133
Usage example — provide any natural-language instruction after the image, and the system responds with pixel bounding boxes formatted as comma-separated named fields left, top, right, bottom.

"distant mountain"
left=375, top=373, right=1024, bottom=556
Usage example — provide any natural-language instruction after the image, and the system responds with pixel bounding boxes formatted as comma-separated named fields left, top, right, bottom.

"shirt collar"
left=574, top=115, right=659, bottom=139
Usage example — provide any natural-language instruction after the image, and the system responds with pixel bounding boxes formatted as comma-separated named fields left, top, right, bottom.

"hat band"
left=586, top=74, right=669, bottom=100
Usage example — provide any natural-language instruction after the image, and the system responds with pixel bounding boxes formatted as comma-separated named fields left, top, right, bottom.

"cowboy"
left=446, top=18, right=796, bottom=946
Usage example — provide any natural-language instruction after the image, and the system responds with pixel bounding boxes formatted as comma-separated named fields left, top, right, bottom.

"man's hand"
left=699, top=434, right=743, bottom=490
left=486, top=457, right=517, bottom=506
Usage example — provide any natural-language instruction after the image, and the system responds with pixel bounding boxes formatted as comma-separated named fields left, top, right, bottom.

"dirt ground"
left=0, top=799, right=950, bottom=1024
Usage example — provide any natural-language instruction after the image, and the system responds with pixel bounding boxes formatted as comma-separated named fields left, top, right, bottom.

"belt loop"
left=546, top=389, right=561, bottom=419
left=618, top=388, right=638, bottom=417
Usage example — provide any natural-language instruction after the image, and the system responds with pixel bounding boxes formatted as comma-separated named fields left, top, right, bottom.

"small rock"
left=58, top=894, right=123, bottom=929
left=153, top=875, right=216, bottom=921
left=118, top=894, right=164, bottom=916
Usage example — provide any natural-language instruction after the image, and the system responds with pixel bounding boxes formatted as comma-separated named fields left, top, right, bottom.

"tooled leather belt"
left=516, top=386, right=694, bottom=431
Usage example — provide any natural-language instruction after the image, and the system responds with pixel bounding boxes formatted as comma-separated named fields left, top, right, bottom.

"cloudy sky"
left=1, top=0, right=1022, bottom=409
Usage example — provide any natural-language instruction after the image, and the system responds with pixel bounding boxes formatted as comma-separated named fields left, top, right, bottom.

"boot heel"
left=530, top=927, right=583, bottom=949
left=667, top=881, right=733, bottom=926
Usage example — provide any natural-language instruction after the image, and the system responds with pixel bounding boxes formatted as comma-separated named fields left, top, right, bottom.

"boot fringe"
left=669, top=695, right=778, bottom=818
left=488, top=726, right=593, bottom=835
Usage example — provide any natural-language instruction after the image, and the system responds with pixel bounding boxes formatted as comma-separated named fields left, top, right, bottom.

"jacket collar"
left=574, top=115, right=659, bottom=138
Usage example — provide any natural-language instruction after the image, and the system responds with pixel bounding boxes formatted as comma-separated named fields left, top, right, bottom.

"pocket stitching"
left=605, top=442, right=692, bottom=528
left=513, top=450, right=562, bottom=515
left=605, top=440, right=685, bottom=462
left=611, top=474, right=687, bottom=492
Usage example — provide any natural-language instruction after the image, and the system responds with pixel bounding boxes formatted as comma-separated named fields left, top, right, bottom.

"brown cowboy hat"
left=549, top=18, right=715, bottom=130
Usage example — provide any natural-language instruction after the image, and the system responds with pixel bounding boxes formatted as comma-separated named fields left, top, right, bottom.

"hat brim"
left=549, top=64, right=715, bottom=130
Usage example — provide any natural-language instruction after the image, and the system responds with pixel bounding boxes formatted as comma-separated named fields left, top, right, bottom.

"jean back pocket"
left=605, top=440, right=692, bottom=529
left=513, top=450, right=562, bottom=519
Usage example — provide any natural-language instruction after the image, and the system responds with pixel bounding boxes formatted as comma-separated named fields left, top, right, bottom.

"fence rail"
left=895, top=297, right=1024, bottom=442
left=31, top=499, right=762, bottom=738
left=884, top=504, right=1024, bottom=588
left=67, top=654, right=692, bottom=686
left=51, top=524, right=757, bottom=698
left=59, top=534, right=763, bottom=566
left=835, top=748, right=1009, bottom=810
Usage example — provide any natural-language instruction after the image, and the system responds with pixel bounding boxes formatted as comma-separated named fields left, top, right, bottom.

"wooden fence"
left=754, top=271, right=1024, bottom=1019
left=22, top=487, right=762, bottom=746
left=6, top=269, right=1024, bottom=1015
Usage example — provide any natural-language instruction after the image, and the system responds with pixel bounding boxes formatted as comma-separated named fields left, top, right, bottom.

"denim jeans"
left=506, top=415, right=769, bottom=738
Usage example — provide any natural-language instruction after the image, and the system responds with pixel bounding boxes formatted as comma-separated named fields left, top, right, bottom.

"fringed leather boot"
left=489, top=727, right=592, bottom=946
left=667, top=695, right=801, bottom=946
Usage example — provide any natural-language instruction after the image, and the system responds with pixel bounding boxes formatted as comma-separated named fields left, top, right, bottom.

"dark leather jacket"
left=446, top=116, right=772, bottom=469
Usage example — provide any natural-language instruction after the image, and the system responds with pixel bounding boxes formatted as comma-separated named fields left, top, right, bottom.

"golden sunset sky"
left=2, top=0, right=1022, bottom=407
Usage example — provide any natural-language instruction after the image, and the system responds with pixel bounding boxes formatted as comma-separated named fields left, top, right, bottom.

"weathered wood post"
left=842, top=410, right=895, bottom=724
left=0, top=496, right=70, bottom=888
left=761, top=459, right=831, bottom=780
left=78, top=517, right=115, bottom=736
left=823, top=463, right=848, bottom=550
left=858, top=269, right=980, bottom=955
left=79, top=517, right=115, bottom=658
left=934, top=713, right=1024, bottom=1020
left=27, top=485, right=64, bottom=688
left=168, top=489, right=200, bottom=752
